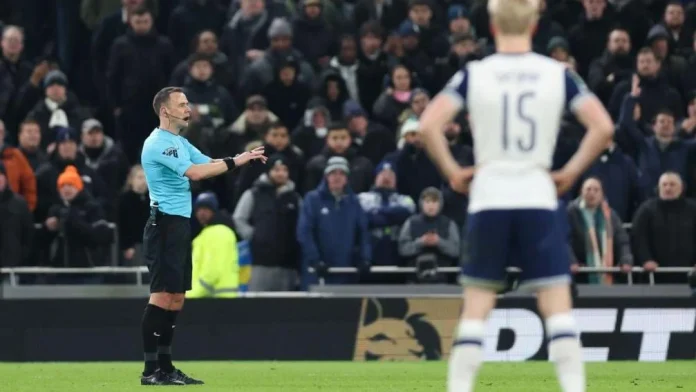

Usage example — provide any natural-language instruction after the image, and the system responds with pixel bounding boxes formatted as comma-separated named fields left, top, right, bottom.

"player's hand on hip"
left=448, top=166, right=475, bottom=195
left=551, top=169, right=577, bottom=196
left=234, top=146, right=267, bottom=166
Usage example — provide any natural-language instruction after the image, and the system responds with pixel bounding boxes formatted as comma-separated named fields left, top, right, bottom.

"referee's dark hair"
left=152, top=87, right=184, bottom=116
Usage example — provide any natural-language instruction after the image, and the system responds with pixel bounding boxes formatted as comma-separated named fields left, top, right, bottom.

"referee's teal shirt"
left=141, top=128, right=211, bottom=218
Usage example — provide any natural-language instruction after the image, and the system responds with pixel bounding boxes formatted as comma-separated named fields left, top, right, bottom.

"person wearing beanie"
left=0, top=119, right=37, bottom=211
left=44, top=164, right=112, bottom=274
left=297, top=155, right=371, bottom=289
left=188, top=190, right=240, bottom=300
left=344, top=100, right=394, bottom=165
left=238, top=17, right=315, bottom=103
left=26, top=66, right=86, bottom=140
left=646, top=23, right=688, bottom=92
left=233, top=153, right=302, bottom=291
left=138, top=86, right=265, bottom=386
left=0, top=159, right=33, bottom=268
left=79, top=118, right=130, bottom=199
left=398, top=186, right=460, bottom=283
left=357, top=161, right=415, bottom=277
left=547, top=36, right=571, bottom=63
left=303, top=122, right=374, bottom=194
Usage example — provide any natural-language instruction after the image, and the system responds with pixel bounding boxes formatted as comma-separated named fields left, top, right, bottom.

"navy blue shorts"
left=462, top=208, right=570, bottom=291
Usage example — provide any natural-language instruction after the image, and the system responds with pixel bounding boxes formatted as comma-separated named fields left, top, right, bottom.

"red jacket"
left=1, top=146, right=37, bottom=211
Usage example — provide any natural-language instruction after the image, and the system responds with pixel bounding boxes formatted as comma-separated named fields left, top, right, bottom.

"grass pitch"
left=0, top=361, right=693, bottom=391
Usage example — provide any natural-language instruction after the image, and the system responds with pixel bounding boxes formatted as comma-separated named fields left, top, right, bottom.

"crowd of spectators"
left=2, top=0, right=696, bottom=289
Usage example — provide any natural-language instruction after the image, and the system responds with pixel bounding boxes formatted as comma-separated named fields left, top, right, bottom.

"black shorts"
left=142, top=211, right=192, bottom=294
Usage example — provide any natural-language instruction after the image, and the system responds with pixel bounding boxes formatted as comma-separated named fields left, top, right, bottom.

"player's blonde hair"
left=487, top=0, right=540, bottom=35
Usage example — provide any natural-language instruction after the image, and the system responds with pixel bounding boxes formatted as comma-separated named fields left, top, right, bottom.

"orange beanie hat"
left=57, top=165, right=84, bottom=192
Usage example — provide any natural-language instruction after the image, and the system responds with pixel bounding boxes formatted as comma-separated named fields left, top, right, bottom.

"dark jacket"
left=239, top=48, right=315, bottom=103
left=233, top=175, right=301, bottom=270
left=393, top=143, right=444, bottom=206
left=312, top=70, right=350, bottom=122
left=577, top=146, right=643, bottom=222
left=46, top=192, right=113, bottom=268
left=19, top=147, right=49, bottom=172
left=262, top=66, right=312, bottom=130
left=183, top=78, right=239, bottom=128
left=296, top=179, right=371, bottom=287
left=167, top=0, right=226, bottom=61
left=292, top=13, right=336, bottom=68
left=356, top=50, right=391, bottom=117
left=170, top=52, right=236, bottom=89
left=303, top=148, right=374, bottom=194
left=587, top=51, right=635, bottom=106
left=532, top=14, right=565, bottom=55
left=352, top=0, right=407, bottom=34
left=91, top=10, right=129, bottom=101
left=26, top=94, right=88, bottom=149
left=632, top=197, right=696, bottom=283
left=351, top=121, right=396, bottom=165
left=106, top=29, right=175, bottom=108
left=79, top=135, right=130, bottom=206
left=372, top=91, right=411, bottom=132
left=291, top=105, right=332, bottom=159
left=568, top=13, right=615, bottom=78
left=117, top=190, right=150, bottom=251
left=233, top=143, right=305, bottom=204
left=609, top=76, right=683, bottom=123
left=220, top=9, right=273, bottom=79
left=0, top=188, right=33, bottom=267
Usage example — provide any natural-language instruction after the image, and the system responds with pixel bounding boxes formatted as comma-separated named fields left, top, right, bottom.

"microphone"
left=166, top=112, right=190, bottom=122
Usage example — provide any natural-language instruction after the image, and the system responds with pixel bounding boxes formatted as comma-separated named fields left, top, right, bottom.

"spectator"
left=398, top=187, right=460, bottom=283
left=683, top=32, right=696, bottom=95
left=397, top=22, right=437, bottom=94
left=533, top=0, right=564, bottom=55
left=373, top=64, right=414, bottom=131
left=405, top=0, right=448, bottom=58
left=44, top=166, right=113, bottom=272
left=26, top=70, right=87, bottom=148
left=296, top=157, right=371, bottom=288
left=356, top=22, right=391, bottom=117
left=632, top=172, right=696, bottom=284
left=220, top=0, right=273, bottom=79
left=238, top=18, right=315, bottom=102
left=262, top=55, right=312, bottom=130
left=568, top=177, right=633, bottom=285
left=609, top=48, right=683, bottom=123
left=547, top=36, right=571, bottom=63
left=170, top=30, right=235, bottom=89
left=107, top=6, right=175, bottom=163
left=190, top=191, right=236, bottom=239
left=292, top=0, right=336, bottom=69
left=311, top=70, right=350, bottom=122
left=91, top=0, right=147, bottom=103
left=0, top=25, right=32, bottom=132
left=291, top=103, right=331, bottom=159
left=9, top=61, right=58, bottom=134
left=568, top=0, right=615, bottom=77
left=187, top=191, right=240, bottom=298
left=447, top=5, right=474, bottom=38
left=0, top=162, right=33, bottom=268
left=617, top=76, right=693, bottom=198
left=344, top=100, right=395, bottom=165
left=325, top=35, right=360, bottom=105
left=117, top=165, right=149, bottom=266
left=398, top=87, right=429, bottom=127
left=392, top=119, right=443, bottom=204
left=681, top=92, right=696, bottom=138
left=17, top=119, right=48, bottom=170
left=587, top=28, right=634, bottom=106
left=358, top=161, right=415, bottom=269
left=285, top=0, right=346, bottom=34
left=352, top=0, right=407, bottom=34
left=435, top=33, right=479, bottom=89
left=0, top=119, right=36, bottom=211
left=233, top=155, right=302, bottom=291
left=79, top=119, right=129, bottom=208
left=303, top=122, right=374, bottom=194
left=167, top=0, right=226, bottom=61
left=234, top=122, right=305, bottom=204
left=646, top=24, right=687, bottom=95
left=226, top=95, right=279, bottom=155
left=577, top=141, right=642, bottom=223
left=35, top=127, right=108, bottom=222
left=662, top=1, right=692, bottom=57
left=182, top=54, right=239, bottom=129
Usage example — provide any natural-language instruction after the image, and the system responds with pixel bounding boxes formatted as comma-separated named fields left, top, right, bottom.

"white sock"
left=546, top=313, right=586, bottom=392
left=448, top=320, right=485, bottom=392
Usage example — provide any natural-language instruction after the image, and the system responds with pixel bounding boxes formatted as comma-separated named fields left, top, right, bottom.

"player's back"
left=465, top=53, right=571, bottom=212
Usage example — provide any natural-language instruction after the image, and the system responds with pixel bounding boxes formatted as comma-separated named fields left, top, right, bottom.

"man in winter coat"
left=233, top=155, right=302, bottom=291
left=296, top=156, right=371, bottom=288
left=0, top=119, right=36, bottom=210
left=0, top=162, right=33, bottom=268
left=79, top=119, right=129, bottom=207
left=358, top=161, right=415, bottom=270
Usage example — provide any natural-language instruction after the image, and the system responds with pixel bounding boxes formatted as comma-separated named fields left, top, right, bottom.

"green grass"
left=0, top=361, right=694, bottom=391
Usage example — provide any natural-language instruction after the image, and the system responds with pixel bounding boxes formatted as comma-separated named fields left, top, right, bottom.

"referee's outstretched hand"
left=234, top=146, right=268, bottom=166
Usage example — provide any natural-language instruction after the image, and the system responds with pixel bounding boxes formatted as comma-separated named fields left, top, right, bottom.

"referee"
left=139, top=87, right=266, bottom=386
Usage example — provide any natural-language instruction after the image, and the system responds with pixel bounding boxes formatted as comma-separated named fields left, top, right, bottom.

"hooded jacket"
left=239, top=48, right=315, bottom=101
left=0, top=186, right=33, bottom=267
left=188, top=215, right=239, bottom=298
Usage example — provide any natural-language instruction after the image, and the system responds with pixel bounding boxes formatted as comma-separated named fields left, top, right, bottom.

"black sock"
left=158, top=310, right=179, bottom=373
left=142, top=304, right=168, bottom=376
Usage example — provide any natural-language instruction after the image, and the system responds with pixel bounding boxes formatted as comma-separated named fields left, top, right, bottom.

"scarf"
left=579, top=200, right=614, bottom=285
left=45, top=98, right=69, bottom=129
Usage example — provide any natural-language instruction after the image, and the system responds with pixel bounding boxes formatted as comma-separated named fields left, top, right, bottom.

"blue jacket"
left=617, top=95, right=695, bottom=198
left=578, top=146, right=643, bottom=222
left=358, top=188, right=415, bottom=266
left=296, top=179, right=371, bottom=288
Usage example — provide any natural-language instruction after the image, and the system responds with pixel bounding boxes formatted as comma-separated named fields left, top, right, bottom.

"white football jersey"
left=442, top=52, right=593, bottom=212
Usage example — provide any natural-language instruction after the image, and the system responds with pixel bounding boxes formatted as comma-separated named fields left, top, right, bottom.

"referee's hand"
left=233, top=146, right=267, bottom=166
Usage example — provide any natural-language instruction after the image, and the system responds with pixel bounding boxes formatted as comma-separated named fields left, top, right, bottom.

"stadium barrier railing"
left=32, top=222, right=120, bottom=267
left=1, top=266, right=693, bottom=287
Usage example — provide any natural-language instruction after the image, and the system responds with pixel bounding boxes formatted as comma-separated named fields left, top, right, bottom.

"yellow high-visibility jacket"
left=187, top=224, right=239, bottom=298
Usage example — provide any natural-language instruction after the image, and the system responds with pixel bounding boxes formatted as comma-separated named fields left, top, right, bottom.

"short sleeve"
left=184, top=138, right=211, bottom=164
left=564, top=68, right=593, bottom=113
left=440, top=69, right=468, bottom=110
left=145, top=139, right=193, bottom=177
